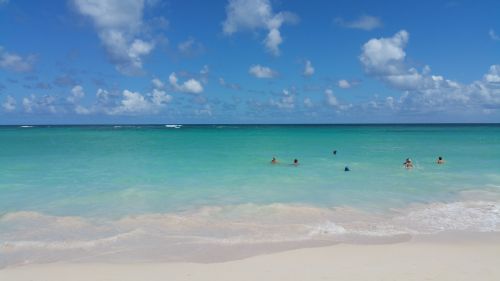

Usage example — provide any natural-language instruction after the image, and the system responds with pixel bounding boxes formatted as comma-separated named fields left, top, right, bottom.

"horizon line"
left=1, top=122, right=500, bottom=126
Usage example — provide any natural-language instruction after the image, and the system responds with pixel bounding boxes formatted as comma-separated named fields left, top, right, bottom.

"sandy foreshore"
left=2, top=235, right=500, bottom=281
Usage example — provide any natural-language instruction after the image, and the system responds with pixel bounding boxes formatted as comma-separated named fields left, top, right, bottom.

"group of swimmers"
left=271, top=157, right=299, bottom=166
left=403, top=156, right=445, bottom=169
left=271, top=151, right=445, bottom=171
left=270, top=150, right=347, bottom=170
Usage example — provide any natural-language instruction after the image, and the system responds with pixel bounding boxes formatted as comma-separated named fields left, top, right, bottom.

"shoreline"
left=2, top=198, right=499, bottom=267
left=2, top=235, right=500, bottom=281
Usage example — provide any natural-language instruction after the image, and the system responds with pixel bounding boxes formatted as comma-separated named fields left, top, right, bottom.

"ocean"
left=1, top=124, right=500, bottom=266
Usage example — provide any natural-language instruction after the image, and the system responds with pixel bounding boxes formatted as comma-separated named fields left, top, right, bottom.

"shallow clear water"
left=1, top=124, right=500, bottom=266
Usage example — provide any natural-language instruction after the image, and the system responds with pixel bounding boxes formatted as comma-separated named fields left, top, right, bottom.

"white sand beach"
left=2, top=237, right=500, bottom=281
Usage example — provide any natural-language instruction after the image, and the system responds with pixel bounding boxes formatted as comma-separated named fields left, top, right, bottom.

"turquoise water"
left=1, top=125, right=500, bottom=265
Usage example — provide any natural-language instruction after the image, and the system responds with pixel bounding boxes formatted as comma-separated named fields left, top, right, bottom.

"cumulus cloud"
left=484, top=65, right=500, bottom=83
left=303, top=60, right=314, bottom=76
left=336, top=15, right=382, bottom=31
left=22, top=95, right=58, bottom=114
left=249, top=64, right=277, bottom=78
left=72, top=88, right=113, bottom=115
left=338, top=79, right=351, bottom=89
left=2, top=95, right=16, bottom=112
left=324, top=89, right=351, bottom=111
left=360, top=30, right=500, bottom=113
left=0, top=46, right=36, bottom=72
left=110, top=90, right=153, bottom=114
left=151, top=89, right=172, bottom=105
left=222, top=0, right=298, bottom=56
left=73, top=84, right=172, bottom=115
left=67, top=85, right=85, bottom=103
left=169, top=72, right=204, bottom=94
left=270, top=89, right=295, bottom=109
left=106, top=89, right=172, bottom=115
left=72, top=0, right=155, bottom=75
left=360, top=30, right=409, bottom=77
left=325, top=89, right=339, bottom=106
left=151, top=78, right=164, bottom=89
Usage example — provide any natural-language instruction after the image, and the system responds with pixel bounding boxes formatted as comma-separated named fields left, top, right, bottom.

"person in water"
left=437, top=156, right=445, bottom=164
left=271, top=157, right=278, bottom=164
left=403, top=158, right=414, bottom=169
left=344, top=166, right=350, bottom=172
left=333, top=150, right=337, bottom=155
left=293, top=159, right=299, bottom=166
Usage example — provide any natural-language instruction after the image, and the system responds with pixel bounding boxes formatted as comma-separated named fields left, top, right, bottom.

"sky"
left=0, top=0, right=500, bottom=124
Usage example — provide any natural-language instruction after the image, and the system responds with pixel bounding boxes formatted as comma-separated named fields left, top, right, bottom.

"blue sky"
left=0, top=0, right=499, bottom=124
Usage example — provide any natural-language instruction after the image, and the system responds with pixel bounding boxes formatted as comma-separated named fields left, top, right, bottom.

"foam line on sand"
left=1, top=239, right=500, bottom=281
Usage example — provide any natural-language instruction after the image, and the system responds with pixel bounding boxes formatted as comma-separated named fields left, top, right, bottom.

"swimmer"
left=437, top=156, right=445, bottom=164
left=293, top=159, right=299, bottom=166
left=403, top=158, right=414, bottom=169
left=333, top=150, right=337, bottom=155
left=271, top=157, right=278, bottom=164
left=344, top=166, right=350, bottom=172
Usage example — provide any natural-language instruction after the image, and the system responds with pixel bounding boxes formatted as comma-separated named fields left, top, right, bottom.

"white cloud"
left=22, top=95, right=58, bottom=114
left=360, top=30, right=500, bottom=113
left=222, top=0, right=298, bottom=56
left=152, top=78, right=164, bottom=89
left=111, top=90, right=152, bottom=114
left=74, top=86, right=172, bottom=115
left=270, top=89, right=295, bottom=109
left=108, top=89, right=170, bottom=114
left=2, top=95, right=16, bottom=112
left=489, top=29, right=500, bottom=41
left=67, top=85, right=85, bottom=103
left=338, top=79, right=351, bottom=89
left=264, top=28, right=282, bottom=56
left=249, top=64, right=277, bottom=78
left=22, top=97, right=33, bottom=113
left=303, top=60, right=314, bottom=76
left=336, top=15, right=382, bottom=31
left=360, top=30, right=409, bottom=76
left=325, top=89, right=339, bottom=106
left=72, top=0, right=155, bottom=75
left=325, top=89, right=351, bottom=111
left=151, top=89, right=172, bottom=105
left=0, top=46, right=36, bottom=72
left=484, top=65, right=500, bottom=83
left=169, top=72, right=204, bottom=94
left=96, top=88, right=113, bottom=103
